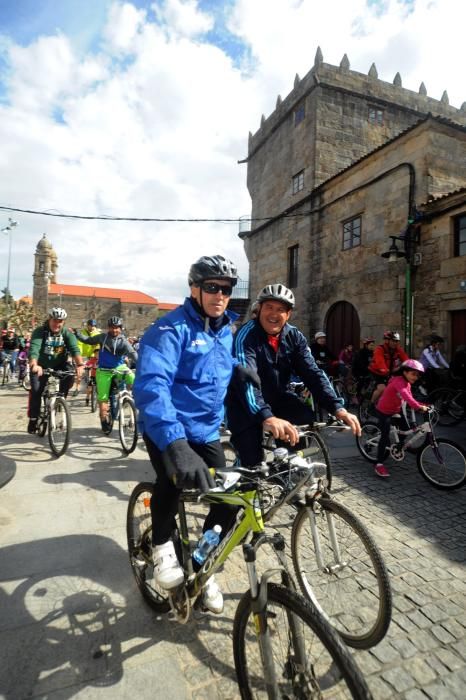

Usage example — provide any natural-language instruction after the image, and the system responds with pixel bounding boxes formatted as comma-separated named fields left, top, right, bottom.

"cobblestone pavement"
left=0, top=382, right=465, bottom=699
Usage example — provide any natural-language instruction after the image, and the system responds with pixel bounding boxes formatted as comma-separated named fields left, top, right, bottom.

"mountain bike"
left=1, top=353, right=12, bottom=386
left=100, top=368, right=138, bottom=454
left=83, top=365, right=97, bottom=412
left=35, top=369, right=74, bottom=457
left=428, top=386, right=466, bottom=427
left=127, top=463, right=372, bottom=699
left=356, top=405, right=466, bottom=490
left=222, top=429, right=391, bottom=649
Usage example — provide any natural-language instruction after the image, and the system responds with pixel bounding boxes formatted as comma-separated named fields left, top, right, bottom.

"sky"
left=0, top=0, right=465, bottom=303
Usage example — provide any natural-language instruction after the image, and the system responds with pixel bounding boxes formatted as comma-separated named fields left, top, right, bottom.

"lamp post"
left=381, top=221, right=421, bottom=356
left=1, top=218, right=18, bottom=315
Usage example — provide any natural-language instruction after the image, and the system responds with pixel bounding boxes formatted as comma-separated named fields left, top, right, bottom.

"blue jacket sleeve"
left=233, top=324, right=273, bottom=424
left=293, top=332, right=344, bottom=413
left=133, top=324, right=187, bottom=451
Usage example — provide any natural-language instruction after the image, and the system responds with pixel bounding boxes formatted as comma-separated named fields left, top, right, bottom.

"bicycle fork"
left=306, top=501, right=346, bottom=575
left=243, top=533, right=308, bottom=699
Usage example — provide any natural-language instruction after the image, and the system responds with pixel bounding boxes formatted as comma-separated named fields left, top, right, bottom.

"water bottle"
left=192, top=525, right=222, bottom=565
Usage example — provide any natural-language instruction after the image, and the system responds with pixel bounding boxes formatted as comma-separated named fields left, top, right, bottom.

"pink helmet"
left=401, top=359, right=424, bottom=373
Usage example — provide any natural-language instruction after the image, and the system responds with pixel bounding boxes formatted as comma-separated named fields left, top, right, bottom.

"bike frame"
left=178, top=487, right=266, bottom=599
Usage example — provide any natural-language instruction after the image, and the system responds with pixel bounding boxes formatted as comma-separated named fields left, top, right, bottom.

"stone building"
left=240, top=49, right=466, bottom=358
left=31, top=235, right=177, bottom=335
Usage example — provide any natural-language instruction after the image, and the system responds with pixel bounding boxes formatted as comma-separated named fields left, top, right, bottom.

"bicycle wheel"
left=90, top=382, right=97, bottom=412
left=356, top=422, right=383, bottom=463
left=119, top=397, right=138, bottom=454
left=301, top=431, right=332, bottom=491
left=429, top=388, right=465, bottom=427
left=22, top=374, right=31, bottom=391
left=417, top=438, right=466, bottom=490
left=332, top=379, right=348, bottom=408
left=222, top=440, right=239, bottom=467
left=2, top=364, right=10, bottom=386
left=291, top=498, right=392, bottom=649
left=126, top=482, right=171, bottom=612
left=233, top=582, right=371, bottom=699
left=48, top=397, right=71, bottom=457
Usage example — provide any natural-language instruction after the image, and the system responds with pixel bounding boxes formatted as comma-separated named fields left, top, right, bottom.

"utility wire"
left=0, top=204, right=311, bottom=223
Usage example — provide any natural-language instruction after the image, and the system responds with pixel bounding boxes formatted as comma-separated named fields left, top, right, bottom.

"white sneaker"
left=202, top=576, right=224, bottom=614
left=152, top=541, right=184, bottom=590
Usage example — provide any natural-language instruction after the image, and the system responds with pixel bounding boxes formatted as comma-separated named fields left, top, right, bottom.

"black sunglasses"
left=201, top=282, right=233, bottom=296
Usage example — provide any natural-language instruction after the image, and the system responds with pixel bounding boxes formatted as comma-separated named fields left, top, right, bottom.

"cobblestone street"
left=1, top=383, right=466, bottom=699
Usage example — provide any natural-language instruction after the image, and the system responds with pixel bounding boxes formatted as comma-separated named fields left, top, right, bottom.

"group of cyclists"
left=5, top=251, right=463, bottom=613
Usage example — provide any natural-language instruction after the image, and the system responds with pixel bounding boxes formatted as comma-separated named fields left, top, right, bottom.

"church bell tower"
left=32, top=234, right=58, bottom=318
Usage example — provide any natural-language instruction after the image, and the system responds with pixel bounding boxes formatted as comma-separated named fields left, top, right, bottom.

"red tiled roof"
left=49, top=283, right=158, bottom=305
left=158, top=302, right=179, bottom=310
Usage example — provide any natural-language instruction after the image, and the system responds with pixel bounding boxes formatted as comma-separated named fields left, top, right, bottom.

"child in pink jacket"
left=374, top=359, right=429, bottom=478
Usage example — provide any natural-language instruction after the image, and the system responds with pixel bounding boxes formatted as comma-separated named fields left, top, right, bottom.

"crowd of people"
left=2, top=251, right=465, bottom=612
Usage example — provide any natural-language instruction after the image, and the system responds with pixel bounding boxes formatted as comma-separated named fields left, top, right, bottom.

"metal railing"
left=232, top=280, right=250, bottom=300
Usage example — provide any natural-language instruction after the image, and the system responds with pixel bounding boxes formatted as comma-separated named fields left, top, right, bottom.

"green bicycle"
left=127, top=458, right=372, bottom=699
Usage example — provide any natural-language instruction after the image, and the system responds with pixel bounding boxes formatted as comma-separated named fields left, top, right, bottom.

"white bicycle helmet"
left=49, top=307, right=67, bottom=320
left=256, top=284, right=295, bottom=309
left=314, top=331, right=326, bottom=340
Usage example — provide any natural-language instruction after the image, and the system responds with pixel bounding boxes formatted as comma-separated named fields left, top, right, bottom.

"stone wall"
left=243, top=117, right=466, bottom=353
left=246, top=54, right=466, bottom=224
left=44, top=294, right=158, bottom=337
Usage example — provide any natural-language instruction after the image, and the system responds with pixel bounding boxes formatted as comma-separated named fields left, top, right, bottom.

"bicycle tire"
left=222, top=440, right=239, bottom=467
left=90, top=383, right=97, bottom=412
left=300, top=431, right=332, bottom=491
left=2, top=364, right=10, bottom=386
left=233, top=582, right=371, bottom=699
left=48, top=397, right=71, bottom=457
left=417, top=438, right=466, bottom=490
left=428, top=388, right=465, bottom=427
left=22, top=375, right=31, bottom=391
left=291, top=498, right=391, bottom=649
left=119, top=397, right=138, bottom=454
left=126, top=482, right=171, bottom=612
left=356, top=422, right=384, bottom=463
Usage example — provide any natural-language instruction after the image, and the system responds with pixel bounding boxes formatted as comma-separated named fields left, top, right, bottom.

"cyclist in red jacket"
left=368, top=331, right=408, bottom=406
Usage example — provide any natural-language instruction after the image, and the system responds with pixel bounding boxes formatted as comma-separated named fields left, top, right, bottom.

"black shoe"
left=28, top=419, right=38, bottom=434
left=101, top=419, right=112, bottom=435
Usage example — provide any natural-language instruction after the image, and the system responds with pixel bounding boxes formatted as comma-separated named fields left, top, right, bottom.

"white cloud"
left=0, top=0, right=465, bottom=306
left=151, top=0, right=214, bottom=38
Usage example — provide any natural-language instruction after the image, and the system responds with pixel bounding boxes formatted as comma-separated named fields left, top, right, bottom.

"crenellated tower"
left=244, top=48, right=466, bottom=225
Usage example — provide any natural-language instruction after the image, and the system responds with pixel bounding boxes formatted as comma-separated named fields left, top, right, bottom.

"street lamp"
left=381, top=222, right=421, bottom=357
left=1, top=218, right=18, bottom=316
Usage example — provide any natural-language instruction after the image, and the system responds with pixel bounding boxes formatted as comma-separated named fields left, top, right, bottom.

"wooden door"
left=325, top=301, right=360, bottom=358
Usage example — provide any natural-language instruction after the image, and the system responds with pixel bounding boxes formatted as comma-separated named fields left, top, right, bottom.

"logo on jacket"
left=191, top=339, right=207, bottom=347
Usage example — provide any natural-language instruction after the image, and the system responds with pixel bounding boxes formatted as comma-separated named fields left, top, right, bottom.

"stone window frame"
left=368, top=106, right=384, bottom=126
left=454, top=213, right=466, bottom=257
left=288, top=244, right=299, bottom=288
left=138, top=306, right=144, bottom=314
left=294, top=102, right=305, bottom=126
left=342, top=215, right=362, bottom=251
left=292, top=170, right=304, bottom=195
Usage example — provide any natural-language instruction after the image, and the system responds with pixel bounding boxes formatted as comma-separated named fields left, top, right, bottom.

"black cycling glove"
left=161, top=439, right=216, bottom=493
left=232, top=363, right=261, bottom=388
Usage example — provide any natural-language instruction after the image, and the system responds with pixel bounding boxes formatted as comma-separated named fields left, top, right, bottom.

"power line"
left=0, top=204, right=311, bottom=224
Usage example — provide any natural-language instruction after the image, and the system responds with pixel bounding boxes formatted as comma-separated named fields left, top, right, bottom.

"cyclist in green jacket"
left=28, top=307, right=84, bottom=434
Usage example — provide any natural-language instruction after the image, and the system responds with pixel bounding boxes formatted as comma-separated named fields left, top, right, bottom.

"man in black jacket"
left=225, top=284, right=360, bottom=467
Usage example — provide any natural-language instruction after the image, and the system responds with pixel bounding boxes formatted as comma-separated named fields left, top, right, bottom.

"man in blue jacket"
left=134, top=255, right=239, bottom=614
left=226, top=284, right=360, bottom=467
